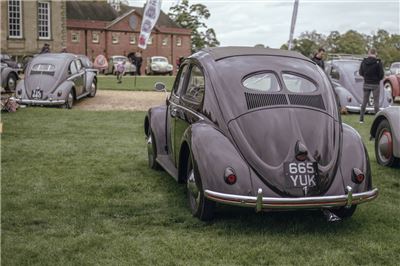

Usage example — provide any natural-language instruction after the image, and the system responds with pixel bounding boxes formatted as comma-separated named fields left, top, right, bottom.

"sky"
left=129, top=0, right=400, bottom=48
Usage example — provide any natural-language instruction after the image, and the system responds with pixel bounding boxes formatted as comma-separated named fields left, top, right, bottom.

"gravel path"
left=74, top=90, right=168, bottom=111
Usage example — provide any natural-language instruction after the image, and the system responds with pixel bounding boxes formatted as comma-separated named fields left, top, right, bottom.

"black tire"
left=62, top=90, right=74, bottom=109
left=186, top=153, right=215, bottom=221
left=169, top=71, right=173, bottom=76
left=147, top=128, right=162, bottom=170
left=375, top=119, right=400, bottom=167
left=331, top=205, right=357, bottom=219
left=88, top=80, right=97, bottom=97
left=6, top=72, right=18, bottom=92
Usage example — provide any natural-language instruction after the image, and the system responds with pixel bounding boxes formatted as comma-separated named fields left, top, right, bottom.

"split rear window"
left=243, top=73, right=281, bottom=92
left=31, top=63, right=55, bottom=72
left=282, top=73, right=318, bottom=93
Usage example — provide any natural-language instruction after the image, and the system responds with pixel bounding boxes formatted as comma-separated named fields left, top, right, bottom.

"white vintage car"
left=145, top=56, right=173, bottom=76
left=105, top=56, right=136, bottom=75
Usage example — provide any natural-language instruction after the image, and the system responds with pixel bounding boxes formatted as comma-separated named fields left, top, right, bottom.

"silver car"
left=12, top=53, right=97, bottom=109
left=145, top=56, right=173, bottom=75
left=105, top=56, right=136, bottom=75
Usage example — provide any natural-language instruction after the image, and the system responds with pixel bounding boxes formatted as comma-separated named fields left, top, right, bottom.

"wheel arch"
left=146, top=106, right=167, bottom=156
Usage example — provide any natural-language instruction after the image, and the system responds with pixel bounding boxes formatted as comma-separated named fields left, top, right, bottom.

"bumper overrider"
left=11, top=97, right=65, bottom=106
left=205, top=186, right=378, bottom=212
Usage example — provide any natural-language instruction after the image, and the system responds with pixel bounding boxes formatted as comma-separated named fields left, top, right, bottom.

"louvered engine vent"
left=288, top=94, right=326, bottom=110
left=245, top=92, right=288, bottom=109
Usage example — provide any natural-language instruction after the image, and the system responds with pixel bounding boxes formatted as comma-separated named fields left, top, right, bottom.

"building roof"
left=67, top=1, right=119, bottom=21
left=66, top=1, right=181, bottom=29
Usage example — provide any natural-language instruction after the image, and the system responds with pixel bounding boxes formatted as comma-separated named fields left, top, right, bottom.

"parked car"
left=144, top=47, right=378, bottom=221
left=383, top=63, right=400, bottom=102
left=0, top=53, right=22, bottom=71
left=145, top=56, right=173, bottom=75
left=105, top=56, right=136, bottom=75
left=325, top=59, right=392, bottom=113
left=1, top=62, right=19, bottom=92
left=370, top=106, right=400, bottom=167
left=12, top=53, right=97, bottom=109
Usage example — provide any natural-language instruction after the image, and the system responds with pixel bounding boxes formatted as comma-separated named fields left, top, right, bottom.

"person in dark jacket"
left=311, top=47, right=325, bottom=69
left=135, top=51, right=143, bottom=75
left=358, top=48, right=384, bottom=123
left=40, top=43, right=50, bottom=54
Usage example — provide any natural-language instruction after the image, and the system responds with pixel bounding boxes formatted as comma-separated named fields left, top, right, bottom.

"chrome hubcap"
left=378, top=130, right=392, bottom=162
left=68, top=92, right=73, bottom=107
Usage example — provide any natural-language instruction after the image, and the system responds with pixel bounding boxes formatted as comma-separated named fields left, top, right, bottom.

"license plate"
left=284, top=162, right=318, bottom=188
left=32, top=89, right=42, bottom=99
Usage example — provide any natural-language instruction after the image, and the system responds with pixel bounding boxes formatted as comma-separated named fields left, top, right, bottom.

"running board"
left=156, top=155, right=178, bottom=181
left=76, top=91, right=91, bottom=100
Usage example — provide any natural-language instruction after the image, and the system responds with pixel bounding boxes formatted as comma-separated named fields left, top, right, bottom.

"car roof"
left=31, top=53, right=76, bottom=65
left=200, top=46, right=314, bottom=63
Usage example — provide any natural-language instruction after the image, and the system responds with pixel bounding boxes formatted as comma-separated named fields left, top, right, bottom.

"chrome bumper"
left=11, top=97, right=65, bottom=106
left=204, top=187, right=378, bottom=211
left=345, top=105, right=384, bottom=113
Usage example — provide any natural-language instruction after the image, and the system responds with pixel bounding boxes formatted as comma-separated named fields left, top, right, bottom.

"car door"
left=68, top=60, right=84, bottom=96
left=167, top=63, right=189, bottom=164
left=172, top=64, right=205, bottom=165
left=74, top=59, right=85, bottom=95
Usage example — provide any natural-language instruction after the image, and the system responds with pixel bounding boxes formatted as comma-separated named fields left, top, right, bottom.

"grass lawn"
left=97, top=75, right=175, bottom=91
left=1, top=109, right=399, bottom=265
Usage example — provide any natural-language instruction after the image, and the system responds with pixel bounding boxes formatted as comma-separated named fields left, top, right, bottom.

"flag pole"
left=288, top=0, right=299, bottom=50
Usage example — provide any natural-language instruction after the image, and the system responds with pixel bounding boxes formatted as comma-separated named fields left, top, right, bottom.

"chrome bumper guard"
left=11, top=97, right=65, bottom=106
left=204, top=187, right=378, bottom=211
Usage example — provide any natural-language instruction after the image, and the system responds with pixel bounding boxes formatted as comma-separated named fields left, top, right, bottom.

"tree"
left=168, top=0, right=219, bottom=53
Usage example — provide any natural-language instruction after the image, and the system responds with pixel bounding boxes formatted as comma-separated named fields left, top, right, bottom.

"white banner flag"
left=138, top=0, right=162, bottom=49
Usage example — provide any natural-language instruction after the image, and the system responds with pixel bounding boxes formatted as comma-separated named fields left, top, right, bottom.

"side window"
left=183, top=65, right=205, bottom=104
left=75, top=60, right=82, bottom=71
left=173, top=64, right=188, bottom=96
left=69, top=61, right=78, bottom=75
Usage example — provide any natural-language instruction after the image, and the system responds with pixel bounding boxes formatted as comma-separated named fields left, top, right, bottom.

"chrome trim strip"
left=204, top=188, right=378, bottom=210
left=11, top=97, right=65, bottom=105
left=169, top=101, right=204, bottom=121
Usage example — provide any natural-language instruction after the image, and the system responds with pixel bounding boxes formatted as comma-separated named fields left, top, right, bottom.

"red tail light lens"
left=224, top=167, right=237, bottom=185
left=352, top=168, right=365, bottom=184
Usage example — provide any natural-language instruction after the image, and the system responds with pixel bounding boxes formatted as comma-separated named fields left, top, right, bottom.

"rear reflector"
left=224, top=167, right=237, bottom=185
left=352, top=168, right=365, bottom=184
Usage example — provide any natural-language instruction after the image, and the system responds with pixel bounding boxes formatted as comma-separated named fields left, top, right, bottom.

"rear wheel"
left=375, top=119, right=400, bottom=167
left=186, top=153, right=215, bottom=221
left=331, top=205, right=357, bottom=219
left=62, top=90, right=74, bottom=109
left=88, top=80, right=97, bottom=97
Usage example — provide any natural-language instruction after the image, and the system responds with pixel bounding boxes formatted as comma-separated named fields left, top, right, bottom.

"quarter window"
left=8, top=0, right=22, bottom=38
left=184, top=65, right=205, bottom=104
left=282, top=73, right=318, bottom=93
left=173, top=64, right=188, bottom=96
left=243, top=72, right=281, bottom=92
left=38, top=1, right=51, bottom=39
left=69, top=61, right=78, bottom=75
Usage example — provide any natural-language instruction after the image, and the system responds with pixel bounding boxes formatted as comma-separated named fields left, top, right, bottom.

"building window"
left=71, top=31, right=79, bottom=43
left=130, top=34, right=136, bottom=44
left=162, top=37, right=168, bottom=46
left=38, top=1, right=51, bottom=39
left=147, top=36, right=153, bottom=45
left=112, top=33, right=119, bottom=44
left=92, top=31, right=100, bottom=43
left=8, top=0, right=22, bottom=38
left=176, top=37, right=182, bottom=47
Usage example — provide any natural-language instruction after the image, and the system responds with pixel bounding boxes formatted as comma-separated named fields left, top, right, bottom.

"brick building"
left=0, top=0, right=67, bottom=60
left=66, top=1, right=191, bottom=74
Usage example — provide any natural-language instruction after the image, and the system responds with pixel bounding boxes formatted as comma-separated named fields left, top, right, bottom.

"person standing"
left=116, top=60, right=126, bottom=84
left=311, top=47, right=325, bottom=69
left=135, top=51, right=143, bottom=75
left=40, top=43, right=51, bottom=54
left=358, top=48, right=384, bottom=123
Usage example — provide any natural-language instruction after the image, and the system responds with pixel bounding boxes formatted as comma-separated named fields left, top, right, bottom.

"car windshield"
left=337, top=61, right=362, bottom=77
left=153, top=57, right=167, bottom=63
left=114, top=57, right=127, bottom=62
left=390, top=63, right=400, bottom=69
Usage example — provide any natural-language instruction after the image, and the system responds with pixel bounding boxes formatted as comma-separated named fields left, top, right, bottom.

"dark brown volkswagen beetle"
left=144, top=47, right=378, bottom=221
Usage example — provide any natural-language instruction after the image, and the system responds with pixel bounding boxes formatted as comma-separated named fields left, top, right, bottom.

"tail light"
left=224, top=167, right=237, bottom=185
left=352, top=168, right=365, bottom=184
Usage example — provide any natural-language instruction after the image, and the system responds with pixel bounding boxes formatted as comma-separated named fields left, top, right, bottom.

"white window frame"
left=130, top=34, right=136, bottom=45
left=162, top=37, right=168, bottom=46
left=147, top=36, right=153, bottom=45
left=71, top=31, right=79, bottom=43
left=8, top=0, right=23, bottom=39
left=92, top=31, right=100, bottom=43
left=38, top=1, right=51, bottom=40
left=112, top=33, right=119, bottom=44
left=176, top=37, right=182, bottom=47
